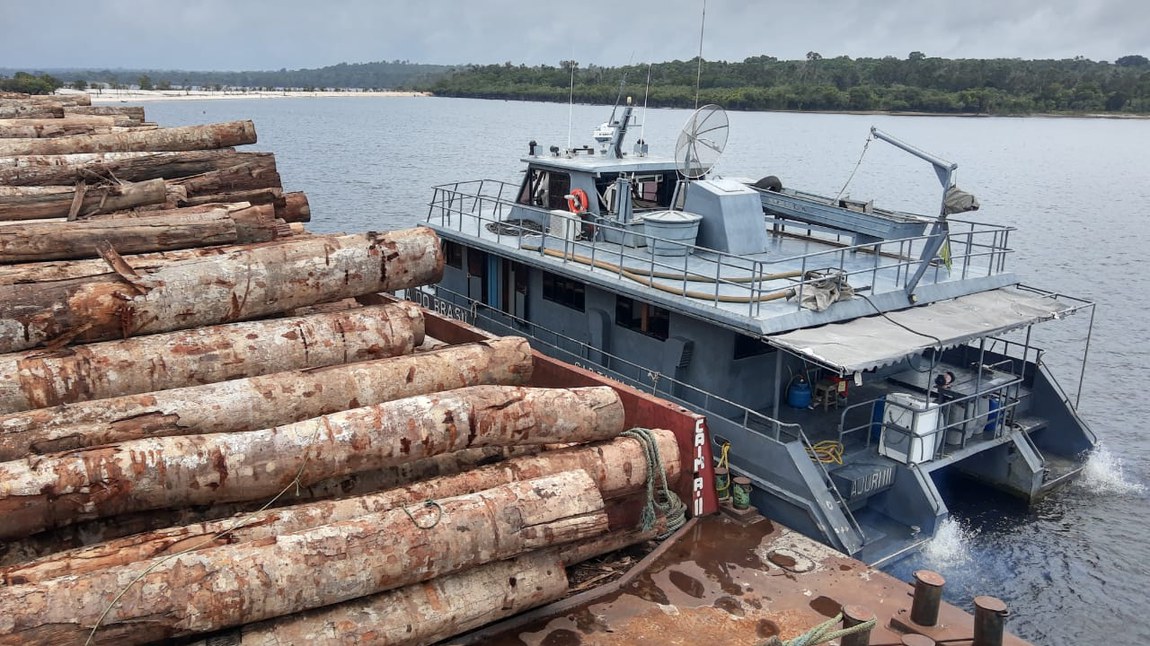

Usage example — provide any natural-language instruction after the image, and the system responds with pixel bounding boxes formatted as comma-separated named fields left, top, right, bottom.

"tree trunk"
left=0, top=431, right=675, bottom=583
left=210, top=551, right=571, bottom=646
left=0, top=385, right=623, bottom=539
left=178, top=186, right=281, bottom=207
left=0, top=335, right=529, bottom=459
left=0, top=471, right=608, bottom=646
left=0, top=234, right=292, bottom=285
left=0, top=301, right=423, bottom=415
left=170, top=157, right=281, bottom=197
left=281, top=191, right=310, bottom=222
left=0, top=209, right=244, bottom=262
left=0, top=116, right=119, bottom=138
left=0, top=150, right=263, bottom=186
left=0, top=120, right=257, bottom=156
left=0, top=177, right=168, bottom=221
left=0, top=105, right=63, bottom=119
left=64, top=105, right=146, bottom=125
left=0, top=227, right=444, bottom=353
left=0, top=447, right=529, bottom=566
left=72, top=202, right=283, bottom=244
left=0, top=94, right=91, bottom=107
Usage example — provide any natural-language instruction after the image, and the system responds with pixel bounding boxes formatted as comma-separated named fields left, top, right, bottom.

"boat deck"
left=449, top=513, right=1031, bottom=645
left=425, top=179, right=1017, bottom=333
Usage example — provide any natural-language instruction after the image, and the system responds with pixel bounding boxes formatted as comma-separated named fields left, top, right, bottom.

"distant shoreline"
left=82, top=89, right=430, bottom=103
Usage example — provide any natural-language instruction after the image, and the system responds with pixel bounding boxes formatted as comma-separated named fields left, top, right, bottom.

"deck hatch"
left=766, top=287, right=1079, bottom=373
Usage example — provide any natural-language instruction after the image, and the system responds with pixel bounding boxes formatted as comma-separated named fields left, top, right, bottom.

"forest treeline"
left=6, top=53, right=1150, bottom=115
left=431, top=53, right=1150, bottom=115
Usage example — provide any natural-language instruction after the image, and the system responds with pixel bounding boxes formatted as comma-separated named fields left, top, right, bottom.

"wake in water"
left=919, top=517, right=979, bottom=569
left=1077, top=443, right=1146, bottom=496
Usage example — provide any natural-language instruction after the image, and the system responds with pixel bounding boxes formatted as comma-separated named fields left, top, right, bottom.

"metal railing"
left=426, top=180, right=1017, bottom=320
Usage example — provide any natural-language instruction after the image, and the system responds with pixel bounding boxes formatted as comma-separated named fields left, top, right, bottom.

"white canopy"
left=767, top=288, right=1076, bottom=373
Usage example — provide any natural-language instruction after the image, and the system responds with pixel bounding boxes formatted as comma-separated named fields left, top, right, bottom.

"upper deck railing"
left=427, top=180, right=1017, bottom=319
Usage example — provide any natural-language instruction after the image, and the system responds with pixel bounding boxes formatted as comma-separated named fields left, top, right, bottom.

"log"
left=0, top=335, right=529, bottom=459
left=282, top=190, right=310, bottom=222
left=0, top=209, right=241, bottom=262
left=0, top=94, right=91, bottom=107
left=0, top=446, right=528, bottom=566
left=0, top=178, right=168, bottom=221
left=64, top=105, right=146, bottom=125
left=78, top=203, right=282, bottom=244
left=0, top=431, right=676, bottom=583
left=0, top=105, right=63, bottom=119
left=0, top=227, right=444, bottom=353
left=0, top=301, right=423, bottom=414
left=0, top=120, right=257, bottom=156
left=170, top=157, right=282, bottom=197
left=204, top=551, right=570, bottom=646
left=0, top=471, right=608, bottom=646
left=0, top=116, right=118, bottom=139
left=0, top=234, right=291, bottom=285
left=0, top=150, right=258, bottom=186
left=0, top=385, right=623, bottom=539
left=180, top=186, right=281, bottom=207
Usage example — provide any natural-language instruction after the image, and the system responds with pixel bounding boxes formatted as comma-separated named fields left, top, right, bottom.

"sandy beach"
left=76, top=88, right=430, bottom=103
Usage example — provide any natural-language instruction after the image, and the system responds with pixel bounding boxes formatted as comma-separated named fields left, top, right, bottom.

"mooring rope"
left=760, top=612, right=877, bottom=646
left=622, top=428, right=687, bottom=539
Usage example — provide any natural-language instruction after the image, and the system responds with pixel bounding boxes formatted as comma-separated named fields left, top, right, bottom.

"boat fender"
left=754, top=175, right=783, bottom=192
left=566, top=188, right=590, bottom=214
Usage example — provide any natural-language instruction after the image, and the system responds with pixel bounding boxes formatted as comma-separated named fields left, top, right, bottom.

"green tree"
left=138, top=74, right=154, bottom=91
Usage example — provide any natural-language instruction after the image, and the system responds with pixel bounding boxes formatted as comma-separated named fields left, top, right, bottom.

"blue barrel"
left=984, top=395, right=1002, bottom=433
left=787, top=379, right=812, bottom=408
left=871, top=399, right=886, bottom=442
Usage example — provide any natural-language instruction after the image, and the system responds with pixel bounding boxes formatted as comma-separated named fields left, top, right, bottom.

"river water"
left=145, top=96, right=1150, bottom=644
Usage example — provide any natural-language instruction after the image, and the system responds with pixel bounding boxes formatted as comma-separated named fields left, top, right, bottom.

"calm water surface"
left=147, top=97, right=1150, bottom=644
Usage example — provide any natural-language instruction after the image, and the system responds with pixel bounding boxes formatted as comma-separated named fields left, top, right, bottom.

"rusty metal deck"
left=451, top=512, right=1027, bottom=645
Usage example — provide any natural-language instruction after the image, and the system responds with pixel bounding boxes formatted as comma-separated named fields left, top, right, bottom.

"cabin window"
left=443, top=240, right=463, bottom=269
left=733, top=334, right=773, bottom=359
left=615, top=296, right=669, bottom=341
left=518, top=168, right=572, bottom=212
left=542, top=271, right=585, bottom=311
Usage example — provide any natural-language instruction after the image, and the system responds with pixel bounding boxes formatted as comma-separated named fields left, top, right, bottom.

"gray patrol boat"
left=411, top=102, right=1097, bottom=564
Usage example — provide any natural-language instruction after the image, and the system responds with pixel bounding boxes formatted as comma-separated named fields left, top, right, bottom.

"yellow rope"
left=806, top=440, right=844, bottom=465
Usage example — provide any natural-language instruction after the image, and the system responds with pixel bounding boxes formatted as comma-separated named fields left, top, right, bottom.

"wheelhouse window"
left=733, top=334, right=773, bottom=359
left=442, top=239, right=463, bottom=269
left=518, top=168, right=572, bottom=211
left=542, top=271, right=585, bottom=311
left=616, top=296, right=669, bottom=341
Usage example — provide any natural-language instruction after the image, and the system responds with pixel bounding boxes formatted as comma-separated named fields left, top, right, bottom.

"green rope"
left=759, top=612, right=877, bottom=646
left=402, top=500, right=443, bottom=529
left=622, top=428, right=687, bottom=539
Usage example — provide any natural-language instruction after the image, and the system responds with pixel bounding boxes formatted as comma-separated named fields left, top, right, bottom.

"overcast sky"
left=3, top=0, right=1147, bottom=71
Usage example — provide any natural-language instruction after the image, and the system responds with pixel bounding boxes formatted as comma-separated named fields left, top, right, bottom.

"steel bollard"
left=909, top=569, right=945, bottom=626
left=841, top=604, right=876, bottom=646
left=973, top=595, right=1009, bottom=646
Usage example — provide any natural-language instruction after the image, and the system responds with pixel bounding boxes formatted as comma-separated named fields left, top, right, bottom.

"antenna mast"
left=694, top=0, right=707, bottom=109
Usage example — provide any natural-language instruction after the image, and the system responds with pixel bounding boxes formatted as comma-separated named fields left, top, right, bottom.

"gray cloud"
left=3, top=0, right=1147, bottom=71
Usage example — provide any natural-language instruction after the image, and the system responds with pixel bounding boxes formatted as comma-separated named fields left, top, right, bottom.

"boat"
left=410, top=99, right=1098, bottom=565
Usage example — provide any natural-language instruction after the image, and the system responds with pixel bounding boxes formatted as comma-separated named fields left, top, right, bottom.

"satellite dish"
left=674, top=104, right=729, bottom=179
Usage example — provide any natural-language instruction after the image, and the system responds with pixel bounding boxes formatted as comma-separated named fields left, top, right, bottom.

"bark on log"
left=77, top=203, right=282, bottom=244
left=179, top=186, right=282, bottom=207
left=0, top=209, right=242, bottom=263
left=282, top=191, right=310, bottom=222
left=0, top=431, right=675, bottom=583
left=0, top=471, right=608, bottom=646
left=0, top=335, right=528, bottom=459
left=0, top=94, right=91, bottom=107
left=0, top=446, right=528, bottom=566
left=0, top=227, right=444, bottom=353
left=204, top=551, right=570, bottom=646
left=0, top=301, right=423, bottom=415
left=0, top=150, right=257, bottom=186
left=170, top=157, right=282, bottom=197
left=0, top=120, right=257, bottom=156
left=0, top=234, right=292, bottom=285
left=64, top=105, right=146, bottom=125
left=0, top=116, right=119, bottom=138
left=0, top=385, right=623, bottom=539
left=0, top=178, right=168, bottom=221
left=0, top=105, right=63, bottom=119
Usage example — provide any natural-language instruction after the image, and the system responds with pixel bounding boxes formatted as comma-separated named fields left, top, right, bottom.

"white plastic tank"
left=879, top=392, right=942, bottom=464
left=642, top=210, right=702, bottom=256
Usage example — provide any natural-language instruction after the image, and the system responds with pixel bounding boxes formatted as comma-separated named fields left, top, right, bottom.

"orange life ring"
left=566, top=188, right=590, bottom=214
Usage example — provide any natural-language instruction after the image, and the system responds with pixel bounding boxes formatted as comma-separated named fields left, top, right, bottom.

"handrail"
left=425, top=180, right=1016, bottom=318
left=796, top=427, right=868, bottom=544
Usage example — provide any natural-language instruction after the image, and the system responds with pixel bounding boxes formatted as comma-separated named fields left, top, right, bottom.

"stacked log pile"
left=0, top=93, right=686, bottom=645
